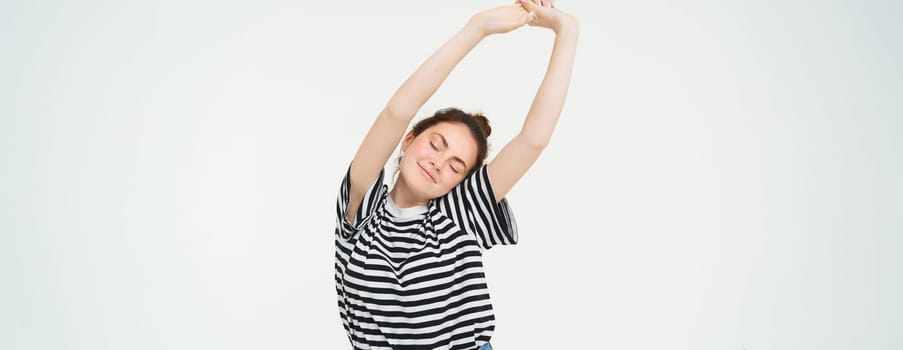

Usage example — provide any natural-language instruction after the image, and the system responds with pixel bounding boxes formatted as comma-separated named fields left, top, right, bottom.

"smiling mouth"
left=418, top=164, right=436, bottom=183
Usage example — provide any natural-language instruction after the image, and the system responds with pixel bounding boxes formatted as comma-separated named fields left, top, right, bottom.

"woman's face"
left=400, top=122, right=478, bottom=200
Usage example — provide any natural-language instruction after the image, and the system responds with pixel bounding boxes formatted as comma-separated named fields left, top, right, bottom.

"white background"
left=2, top=0, right=901, bottom=349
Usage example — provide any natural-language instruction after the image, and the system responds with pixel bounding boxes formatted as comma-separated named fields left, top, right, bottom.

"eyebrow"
left=433, top=133, right=468, bottom=168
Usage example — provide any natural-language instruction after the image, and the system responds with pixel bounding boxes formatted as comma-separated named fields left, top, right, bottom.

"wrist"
left=552, top=14, right=579, bottom=35
left=463, top=18, right=491, bottom=39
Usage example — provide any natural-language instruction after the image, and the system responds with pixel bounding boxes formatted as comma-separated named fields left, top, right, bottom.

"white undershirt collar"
left=386, top=195, right=428, bottom=219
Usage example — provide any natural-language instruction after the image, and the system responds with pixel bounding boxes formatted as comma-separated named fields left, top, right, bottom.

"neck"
left=390, top=175, right=429, bottom=208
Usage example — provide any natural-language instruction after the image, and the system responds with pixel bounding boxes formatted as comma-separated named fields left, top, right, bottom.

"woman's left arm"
left=488, top=0, right=579, bottom=200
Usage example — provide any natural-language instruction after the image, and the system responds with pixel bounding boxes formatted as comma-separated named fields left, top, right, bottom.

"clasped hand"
left=469, top=0, right=575, bottom=36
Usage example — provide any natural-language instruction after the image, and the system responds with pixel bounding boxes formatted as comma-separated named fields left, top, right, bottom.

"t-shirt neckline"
left=386, top=194, right=428, bottom=219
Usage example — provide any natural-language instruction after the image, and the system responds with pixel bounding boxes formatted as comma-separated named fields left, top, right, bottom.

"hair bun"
left=471, top=113, right=492, bottom=137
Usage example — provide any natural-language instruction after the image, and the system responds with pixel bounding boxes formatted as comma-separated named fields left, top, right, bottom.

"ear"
left=401, top=131, right=415, bottom=152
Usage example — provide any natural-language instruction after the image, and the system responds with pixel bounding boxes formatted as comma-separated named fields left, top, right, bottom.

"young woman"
left=334, top=1, right=578, bottom=349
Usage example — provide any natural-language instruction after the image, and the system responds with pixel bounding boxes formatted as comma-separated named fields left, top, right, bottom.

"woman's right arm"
left=345, top=4, right=533, bottom=222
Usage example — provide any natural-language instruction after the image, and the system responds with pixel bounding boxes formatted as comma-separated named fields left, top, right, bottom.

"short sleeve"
left=438, top=164, right=518, bottom=250
left=335, top=164, right=386, bottom=240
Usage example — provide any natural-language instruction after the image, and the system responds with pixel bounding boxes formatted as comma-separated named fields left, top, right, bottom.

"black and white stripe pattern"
left=334, top=164, right=517, bottom=349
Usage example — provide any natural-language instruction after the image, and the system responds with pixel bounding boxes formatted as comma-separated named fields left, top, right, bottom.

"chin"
left=402, top=170, right=445, bottom=199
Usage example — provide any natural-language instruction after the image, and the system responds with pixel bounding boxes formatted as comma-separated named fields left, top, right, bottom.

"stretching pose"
left=334, top=1, right=578, bottom=349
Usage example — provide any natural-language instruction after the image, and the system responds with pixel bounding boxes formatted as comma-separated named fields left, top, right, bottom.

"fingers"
left=518, top=0, right=535, bottom=9
left=519, top=0, right=554, bottom=11
left=518, top=0, right=540, bottom=15
left=523, top=10, right=536, bottom=24
left=533, top=0, right=554, bottom=7
left=509, top=2, right=535, bottom=25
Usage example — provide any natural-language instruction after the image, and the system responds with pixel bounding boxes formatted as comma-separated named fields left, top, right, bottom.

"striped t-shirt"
left=334, top=164, right=518, bottom=350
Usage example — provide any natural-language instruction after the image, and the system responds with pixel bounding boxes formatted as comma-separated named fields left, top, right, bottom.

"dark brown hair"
left=410, top=107, right=492, bottom=175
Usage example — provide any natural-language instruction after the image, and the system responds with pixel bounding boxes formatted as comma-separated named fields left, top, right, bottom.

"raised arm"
left=346, top=4, right=534, bottom=222
left=488, top=0, right=579, bottom=201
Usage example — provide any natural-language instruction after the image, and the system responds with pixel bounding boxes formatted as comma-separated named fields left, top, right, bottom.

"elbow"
left=383, top=102, right=420, bottom=123
left=382, top=106, right=411, bottom=122
left=517, top=132, right=551, bottom=150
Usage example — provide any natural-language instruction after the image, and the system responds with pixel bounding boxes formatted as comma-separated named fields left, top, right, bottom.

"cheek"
left=442, top=173, right=464, bottom=188
left=408, top=144, right=431, bottom=159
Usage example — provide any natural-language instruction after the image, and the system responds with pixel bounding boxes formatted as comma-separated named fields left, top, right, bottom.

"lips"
left=418, top=163, right=437, bottom=184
